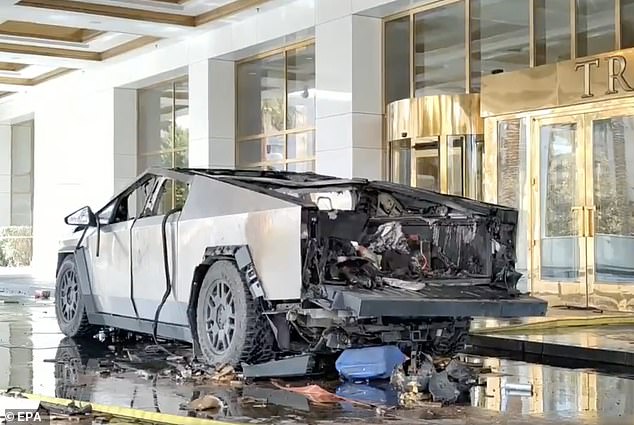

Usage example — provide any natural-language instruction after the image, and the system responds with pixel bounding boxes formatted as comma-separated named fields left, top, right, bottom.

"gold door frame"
left=484, top=97, right=634, bottom=311
left=531, top=114, right=588, bottom=307
left=584, top=109, right=634, bottom=311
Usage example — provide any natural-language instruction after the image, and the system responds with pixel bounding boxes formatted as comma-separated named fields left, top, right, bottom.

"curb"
left=9, top=392, right=233, bottom=425
left=469, top=334, right=634, bottom=367
left=471, top=315, right=634, bottom=335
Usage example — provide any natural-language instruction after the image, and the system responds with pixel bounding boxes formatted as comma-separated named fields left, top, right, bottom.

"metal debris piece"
left=445, top=358, right=477, bottom=391
left=383, top=277, right=425, bottom=291
left=188, top=394, right=223, bottom=411
left=166, top=355, right=185, bottom=362
left=210, top=364, right=236, bottom=382
left=429, top=371, right=461, bottom=404
left=242, top=354, right=313, bottom=379
left=504, top=382, right=533, bottom=395
left=135, top=370, right=153, bottom=380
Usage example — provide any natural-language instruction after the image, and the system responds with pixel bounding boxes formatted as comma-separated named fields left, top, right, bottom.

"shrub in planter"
left=0, top=226, right=33, bottom=267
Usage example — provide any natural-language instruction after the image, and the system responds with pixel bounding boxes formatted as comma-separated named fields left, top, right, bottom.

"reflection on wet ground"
left=2, top=291, right=634, bottom=424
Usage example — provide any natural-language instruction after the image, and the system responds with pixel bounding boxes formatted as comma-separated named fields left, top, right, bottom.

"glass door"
left=390, top=138, right=412, bottom=185
left=532, top=115, right=589, bottom=306
left=412, top=138, right=440, bottom=191
left=586, top=113, right=634, bottom=310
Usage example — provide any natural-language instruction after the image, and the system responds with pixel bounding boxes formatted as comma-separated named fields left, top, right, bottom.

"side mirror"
left=64, top=206, right=97, bottom=227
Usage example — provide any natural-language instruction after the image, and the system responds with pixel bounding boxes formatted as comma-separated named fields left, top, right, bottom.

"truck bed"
left=323, top=284, right=547, bottom=318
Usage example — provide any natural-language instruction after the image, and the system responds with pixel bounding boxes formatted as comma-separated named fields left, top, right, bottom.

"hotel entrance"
left=483, top=49, right=634, bottom=311
left=532, top=110, right=634, bottom=310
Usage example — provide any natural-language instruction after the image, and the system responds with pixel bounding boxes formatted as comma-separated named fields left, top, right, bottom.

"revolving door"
left=387, top=94, right=484, bottom=200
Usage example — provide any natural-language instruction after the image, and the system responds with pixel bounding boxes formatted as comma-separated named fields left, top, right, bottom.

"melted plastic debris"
left=367, top=222, right=410, bottom=254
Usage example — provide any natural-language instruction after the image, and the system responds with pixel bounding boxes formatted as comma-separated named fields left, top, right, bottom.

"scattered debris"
left=429, top=371, right=461, bottom=404
left=188, top=394, right=223, bottom=411
left=34, top=290, right=50, bottom=299
left=166, top=355, right=185, bottom=362
left=445, top=358, right=477, bottom=392
left=503, top=382, right=533, bottom=395
left=383, top=277, right=426, bottom=291
left=271, top=381, right=344, bottom=404
left=242, top=354, right=313, bottom=379
left=135, top=370, right=154, bottom=380
left=210, top=364, right=236, bottom=382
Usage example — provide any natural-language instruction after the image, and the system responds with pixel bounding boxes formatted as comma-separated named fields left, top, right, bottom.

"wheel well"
left=56, top=251, right=74, bottom=277
left=187, top=246, right=242, bottom=358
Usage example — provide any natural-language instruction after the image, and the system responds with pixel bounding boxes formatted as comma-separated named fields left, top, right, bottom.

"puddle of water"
left=1, top=295, right=634, bottom=424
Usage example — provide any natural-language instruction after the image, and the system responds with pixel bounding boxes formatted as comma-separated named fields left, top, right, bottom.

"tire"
left=55, top=256, right=96, bottom=338
left=54, top=337, right=89, bottom=400
left=196, top=260, right=275, bottom=367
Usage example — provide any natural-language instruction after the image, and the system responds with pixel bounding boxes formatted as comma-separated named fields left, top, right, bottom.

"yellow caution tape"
left=471, top=314, right=634, bottom=335
left=12, top=392, right=234, bottom=425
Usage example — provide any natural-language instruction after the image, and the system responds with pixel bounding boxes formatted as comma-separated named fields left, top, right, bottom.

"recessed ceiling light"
left=89, top=20, right=102, bottom=24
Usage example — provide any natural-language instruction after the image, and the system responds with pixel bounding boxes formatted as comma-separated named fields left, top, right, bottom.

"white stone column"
left=0, top=124, right=11, bottom=226
left=188, top=59, right=235, bottom=168
left=113, top=88, right=138, bottom=193
left=315, top=6, right=383, bottom=179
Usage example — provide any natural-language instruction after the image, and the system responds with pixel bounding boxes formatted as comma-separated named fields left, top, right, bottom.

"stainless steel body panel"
left=177, top=176, right=303, bottom=301
left=84, top=222, right=136, bottom=317
left=131, top=214, right=185, bottom=324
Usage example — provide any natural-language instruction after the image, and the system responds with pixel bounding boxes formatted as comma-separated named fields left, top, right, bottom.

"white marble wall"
left=315, top=6, right=383, bottom=179
left=188, top=59, right=235, bottom=169
left=113, top=88, right=138, bottom=194
left=0, top=125, right=10, bottom=226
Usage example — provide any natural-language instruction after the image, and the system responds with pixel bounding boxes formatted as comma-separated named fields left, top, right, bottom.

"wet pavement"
left=2, top=280, right=634, bottom=424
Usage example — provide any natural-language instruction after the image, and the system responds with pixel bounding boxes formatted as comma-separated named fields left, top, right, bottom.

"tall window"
left=415, top=2, right=466, bottom=96
left=0, top=119, right=34, bottom=267
left=236, top=42, right=316, bottom=171
left=470, top=0, right=530, bottom=90
left=10, top=120, right=33, bottom=227
left=385, top=0, right=633, bottom=102
left=138, top=78, right=189, bottom=209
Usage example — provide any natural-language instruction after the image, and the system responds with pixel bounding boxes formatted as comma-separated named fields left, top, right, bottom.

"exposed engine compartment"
left=283, top=182, right=522, bottom=295
left=254, top=179, right=527, bottom=355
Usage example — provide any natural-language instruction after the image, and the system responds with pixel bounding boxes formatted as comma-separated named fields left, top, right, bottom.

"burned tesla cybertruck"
left=56, top=168, right=546, bottom=369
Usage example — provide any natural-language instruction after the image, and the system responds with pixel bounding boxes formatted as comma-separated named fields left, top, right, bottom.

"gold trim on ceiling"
left=100, top=36, right=160, bottom=60
left=0, top=61, right=28, bottom=72
left=17, top=0, right=269, bottom=27
left=0, top=67, right=73, bottom=86
left=0, top=21, right=104, bottom=43
left=0, top=42, right=101, bottom=60
left=17, top=0, right=196, bottom=27
left=0, top=36, right=159, bottom=62
left=195, top=0, right=269, bottom=25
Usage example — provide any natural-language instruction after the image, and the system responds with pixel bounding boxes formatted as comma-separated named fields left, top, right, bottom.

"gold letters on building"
left=481, top=47, right=634, bottom=116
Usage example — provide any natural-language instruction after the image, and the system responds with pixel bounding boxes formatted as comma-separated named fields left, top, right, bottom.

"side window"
left=148, top=178, right=190, bottom=217
left=99, top=177, right=156, bottom=225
